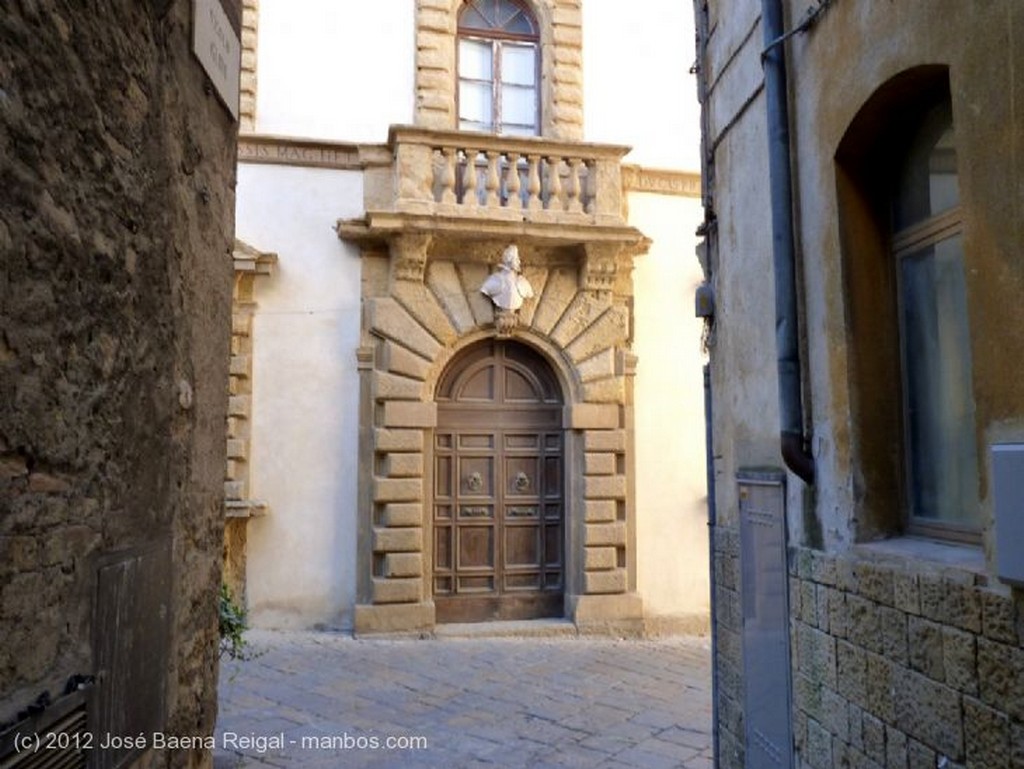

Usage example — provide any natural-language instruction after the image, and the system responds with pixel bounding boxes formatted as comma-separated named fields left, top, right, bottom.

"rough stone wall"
left=709, top=525, right=745, bottom=769
left=0, top=1, right=235, bottom=766
left=788, top=548, right=1024, bottom=769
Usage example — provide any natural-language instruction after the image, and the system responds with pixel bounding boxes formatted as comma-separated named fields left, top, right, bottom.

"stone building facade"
left=0, top=1, right=237, bottom=767
left=694, top=0, right=1024, bottom=767
left=229, top=0, right=710, bottom=635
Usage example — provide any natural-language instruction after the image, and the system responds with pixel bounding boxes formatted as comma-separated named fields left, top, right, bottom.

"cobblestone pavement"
left=213, top=627, right=713, bottom=769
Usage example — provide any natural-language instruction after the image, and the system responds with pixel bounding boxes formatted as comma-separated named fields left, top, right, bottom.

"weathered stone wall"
left=0, top=1, right=236, bottom=766
left=788, top=548, right=1024, bottom=769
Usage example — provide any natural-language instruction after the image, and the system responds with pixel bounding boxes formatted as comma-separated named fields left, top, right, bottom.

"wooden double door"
left=434, top=341, right=565, bottom=623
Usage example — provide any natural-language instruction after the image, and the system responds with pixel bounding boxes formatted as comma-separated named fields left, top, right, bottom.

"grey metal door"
left=738, top=469, right=793, bottom=768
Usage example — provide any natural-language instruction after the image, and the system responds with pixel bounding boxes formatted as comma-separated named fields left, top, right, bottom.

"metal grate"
left=0, top=685, right=91, bottom=769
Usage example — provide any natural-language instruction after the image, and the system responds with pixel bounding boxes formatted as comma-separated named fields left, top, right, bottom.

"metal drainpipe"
left=761, top=0, right=815, bottom=485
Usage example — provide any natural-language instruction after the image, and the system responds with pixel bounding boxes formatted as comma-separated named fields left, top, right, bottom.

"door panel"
left=434, top=341, right=564, bottom=623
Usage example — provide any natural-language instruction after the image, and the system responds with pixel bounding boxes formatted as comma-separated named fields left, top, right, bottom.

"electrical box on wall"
left=991, top=443, right=1024, bottom=586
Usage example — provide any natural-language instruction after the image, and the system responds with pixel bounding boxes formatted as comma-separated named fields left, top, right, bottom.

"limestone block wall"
left=354, top=241, right=642, bottom=633
left=415, top=0, right=584, bottom=140
left=0, top=1, right=235, bottom=763
left=785, top=549, right=1024, bottom=769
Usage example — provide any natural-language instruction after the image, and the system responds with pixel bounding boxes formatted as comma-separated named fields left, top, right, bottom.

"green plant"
left=218, top=584, right=256, bottom=661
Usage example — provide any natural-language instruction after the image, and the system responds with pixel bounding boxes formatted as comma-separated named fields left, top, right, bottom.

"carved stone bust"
left=481, top=244, right=534, bottom=312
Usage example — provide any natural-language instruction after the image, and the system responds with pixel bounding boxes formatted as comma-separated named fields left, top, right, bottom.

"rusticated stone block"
left=529, top=267, right=576, bottom=335
left=828, top=587, right=849, bottom=640
left=847, top=594, right=882, bottom=654
left=886, top=725, right=908, bottom=769
left=942, top=626, right=977, bottom=695
left=821, top=685, right=850, bottom=743
left=392, top=280, right=457, bottom=345
left=426, top=260, right=475, bottom=335
left=576, top=348, right=616, bottom=382
left=371, top=577, right=420, bottom=604
left=964, top=696, right=1009, bottom=768
left=977, top=637, right=1024, bottom=721
left=894, top=570, right=920, bottom=615
left=980, top=588, right=1017, bottom=644
left=584, top=429, right=626, bottom=452
left=805, top=717, right=832, bottom=769
left=568, top=403, right=620, bottom=430
left=381, top=503, right=422, bottom=528
left=879, top=605, right=909, bottom=666
left=382, top=452, right=423, bottom=478
left=815, top=584, right=830, bottom=633
left=584, top=522, right=626, bottom=547
left=372, top=527, right=422, bottom=553
left=382, top=552, right=423, bottom=579
left=810, top=550, right=838, bottom=586
left=837, top=640, right=867, bottom=707
left=1011, top=722, right=1024, bottom=769
left=583, top=474, right=626, bottom=499
left=366, top=296, right=442, bottom=360
left=565, top=305, right=629, bottom=363
left=865, top=652, right=896, bottom=724
left=857, top=562, right=895, bottom=606
left=584, top=499, right=616, bottom=522
left=373, top=477, right=422, bottom=503
left=583, top=568, right=626, bottom=594
left=584, top=452, right=616, bottom=476
left=907, top=738, right=937, bottom=769
left=381, top=400, right=437, bottom=428
left=862, top=711, right=886, bottom=766
left=374, top=428, right=424, bottom=452
left=584, top=546, right=617, bottom=570
left=798, top=622, right=838, bottom=687
left=799, top=580, right=817, bottom=626
left=581, top=377, right=625, bottom=404
left=908, top=615, right=945, bottom=680
left=893, top=668, right=964, bottom=760
left=373, top=371, right=424, bottom=401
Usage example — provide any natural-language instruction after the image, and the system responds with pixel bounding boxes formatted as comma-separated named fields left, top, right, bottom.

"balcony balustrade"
left=376, top=126, right=630, bottom=228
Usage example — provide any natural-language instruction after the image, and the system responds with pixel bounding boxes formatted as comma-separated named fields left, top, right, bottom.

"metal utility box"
left=738, top=468, right=793, bottom=769
left=991, top=443, right=1024, bottom=586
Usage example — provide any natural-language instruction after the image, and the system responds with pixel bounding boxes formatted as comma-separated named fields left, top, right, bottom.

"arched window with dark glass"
left=457, top=0, right=540, bottom=136
left=892, top=97, right=980, bottom=536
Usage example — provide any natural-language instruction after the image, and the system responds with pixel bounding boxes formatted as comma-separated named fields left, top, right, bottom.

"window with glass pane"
left=457, top=0, right=539, bottom=136
left=893, top=101, right=979, bottom=534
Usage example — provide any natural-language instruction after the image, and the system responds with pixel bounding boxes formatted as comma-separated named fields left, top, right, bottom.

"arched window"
left=457, top=0, right=540, bottom=136
left=836, top=68, right=980, bottom=541
left=891, top=99, right=979, bottom=535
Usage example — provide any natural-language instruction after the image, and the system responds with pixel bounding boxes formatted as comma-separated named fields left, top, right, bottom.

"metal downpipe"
left=761, top=0, right=815, bottom=485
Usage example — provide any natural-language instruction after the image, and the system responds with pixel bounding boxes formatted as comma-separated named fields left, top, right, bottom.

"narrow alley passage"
left=214, top=629, right=712, bottom=769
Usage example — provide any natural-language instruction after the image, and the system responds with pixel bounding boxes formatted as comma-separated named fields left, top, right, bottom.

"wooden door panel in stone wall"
left=434, top=341, right=564, bottom=622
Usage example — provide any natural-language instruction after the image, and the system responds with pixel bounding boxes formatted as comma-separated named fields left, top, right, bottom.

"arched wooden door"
left=433, top=340, right=565, bottom=623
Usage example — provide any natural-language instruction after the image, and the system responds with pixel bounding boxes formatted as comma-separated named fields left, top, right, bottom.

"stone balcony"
left=339, top=125, right=647, bottom=256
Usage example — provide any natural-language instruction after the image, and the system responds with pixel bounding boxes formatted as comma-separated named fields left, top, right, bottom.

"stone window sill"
left=853, top=536, right=987, bottom=580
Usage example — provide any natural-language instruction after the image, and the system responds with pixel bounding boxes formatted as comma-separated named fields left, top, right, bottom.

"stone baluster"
left=484, top=151, right=501, bottom=208
left=505, top=152, right=522, bottom=210
left=547, top=156, right=564, bottom=211
left=462, top=149, right=478, bottom=208
left=440, top=147, right=457, bottom=205
left=582, top=159, right=595, bottom=213
left=526, top=154, right=542, bottom=211
left=566, top=157, right=584, bottom=213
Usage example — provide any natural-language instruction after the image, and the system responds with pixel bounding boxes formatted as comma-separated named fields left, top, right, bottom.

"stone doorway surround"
left=338, top=126, right=650, bottom=635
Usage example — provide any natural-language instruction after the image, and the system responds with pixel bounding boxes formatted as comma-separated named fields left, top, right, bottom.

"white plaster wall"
left=236, top=163, right=364, bottom=629
left=582, top=0, right=701, bottom=171
left=255, top=0, right=416, bottom=142
left=629, top=191, right=710, bottom=624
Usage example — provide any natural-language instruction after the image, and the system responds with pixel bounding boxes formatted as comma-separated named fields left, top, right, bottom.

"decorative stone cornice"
left=237, top=134, right=390, bottom=170
left=621, top=165, right=702, bottom=198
